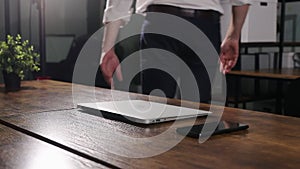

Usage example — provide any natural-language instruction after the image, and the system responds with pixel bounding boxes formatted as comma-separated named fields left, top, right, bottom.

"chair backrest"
left=293, top=53, right=300, bottom=68
left=284, top=78, right=300, bottom=117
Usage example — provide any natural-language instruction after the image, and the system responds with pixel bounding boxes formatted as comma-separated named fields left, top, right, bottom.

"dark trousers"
left=140, top=8, right=221, bottom=103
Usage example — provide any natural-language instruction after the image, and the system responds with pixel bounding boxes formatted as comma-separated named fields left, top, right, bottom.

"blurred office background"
left=1, top=0, right=300, bottom=115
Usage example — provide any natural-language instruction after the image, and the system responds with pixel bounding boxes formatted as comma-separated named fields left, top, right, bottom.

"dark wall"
left=87, top=0, right=101, bottom=35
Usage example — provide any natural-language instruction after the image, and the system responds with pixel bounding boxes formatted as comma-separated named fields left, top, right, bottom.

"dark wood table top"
left=0, top=123, right=107, bottom=169
left=0, top=80, right=140, bottom=117
left=228, top=68, right=300, bottom=80
left=241, top=42, right=300, bottom=48
left=0, top=80, right=300, bottom=168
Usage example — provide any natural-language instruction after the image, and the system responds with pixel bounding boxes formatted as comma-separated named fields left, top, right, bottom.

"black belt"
left=146, top=4, right=220, bottom=19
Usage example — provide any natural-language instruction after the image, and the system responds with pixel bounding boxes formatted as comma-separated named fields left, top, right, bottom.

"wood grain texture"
left=0, top=80, right=142, bottom=117
left=2, top=103, right=300, bottom=168
left=228, top=68, right=300, bottom=80
left=0, top=80, right=74, bottom=117
left=0, top=124, right=107, bottom=169
left=1, top=80, right=299, bottom=168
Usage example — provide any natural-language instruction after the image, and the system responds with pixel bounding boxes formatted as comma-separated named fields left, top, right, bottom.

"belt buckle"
left=181, top=8, right=195, bottom=17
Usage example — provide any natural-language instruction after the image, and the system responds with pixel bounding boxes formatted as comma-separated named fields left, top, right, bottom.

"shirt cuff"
left=103, top=7, right=132, bottom=24
left=231, top=0, right=252, bottom=6
left=102, top=0, right=133, bottom=24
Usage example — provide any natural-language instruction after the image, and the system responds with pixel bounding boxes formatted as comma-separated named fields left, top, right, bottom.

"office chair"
left=293, top=53, right=300, bottom=68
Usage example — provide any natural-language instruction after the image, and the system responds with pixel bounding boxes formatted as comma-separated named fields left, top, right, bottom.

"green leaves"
left=0, top=34, right=40, bottom=80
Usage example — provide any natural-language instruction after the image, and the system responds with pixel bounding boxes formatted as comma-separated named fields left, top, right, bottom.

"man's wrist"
left=102, top=47, right=114, bottom=54
left=224, top=32, right=240, bottom=42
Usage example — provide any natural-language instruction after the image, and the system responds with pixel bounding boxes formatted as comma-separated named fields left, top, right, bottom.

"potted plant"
left=0, top=34, right=40, bottom=91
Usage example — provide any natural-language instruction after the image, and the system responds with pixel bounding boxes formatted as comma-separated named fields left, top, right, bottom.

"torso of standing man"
left=103, top=0, right=250, bottom=23
left=135, top=0, right=224, bottom=14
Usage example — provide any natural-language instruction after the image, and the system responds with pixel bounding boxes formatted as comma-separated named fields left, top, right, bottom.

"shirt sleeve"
left=230, top=0, right=252, bottom=6
left=103, top=0, right=133, bottom=24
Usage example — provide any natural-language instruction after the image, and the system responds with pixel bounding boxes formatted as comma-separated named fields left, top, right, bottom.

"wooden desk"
left=228, top=68, right=300, bottom=80
left=227, top=68, right=300, bottom=113
left=0, top=123, right=107, bottom=169
left=0, top=80, right=300, bottom=168
left=241, top=42, right=300, bottom=48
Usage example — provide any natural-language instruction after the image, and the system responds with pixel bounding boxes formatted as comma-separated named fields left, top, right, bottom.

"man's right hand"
left=100, top=49, right=123, bottom=89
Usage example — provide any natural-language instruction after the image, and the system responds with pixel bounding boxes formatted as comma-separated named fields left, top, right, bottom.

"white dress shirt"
left=103, top=0, right=251, bottom=23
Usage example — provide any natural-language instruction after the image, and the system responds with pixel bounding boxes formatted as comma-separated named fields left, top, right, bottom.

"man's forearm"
left=220, top=4, right=250, bottom=74
left=102, top=0, right=133, bottom=53
left=225, top=4, right=250, bottom=40
left=100, top=20, right=124, bottom=85
left=102, top=20, right=123, bottom=53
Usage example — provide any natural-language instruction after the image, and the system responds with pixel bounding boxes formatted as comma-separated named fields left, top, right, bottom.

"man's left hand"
left=220, top=38, right=239, bottom=74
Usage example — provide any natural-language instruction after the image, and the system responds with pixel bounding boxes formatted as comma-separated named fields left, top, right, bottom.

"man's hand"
left=100, top=49, right=123, bottom=89
left=220, top=37, right=239, bottom=74
left=220, top=4, right=249, bottom=74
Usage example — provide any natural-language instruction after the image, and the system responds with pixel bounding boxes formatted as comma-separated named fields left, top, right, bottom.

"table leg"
left=275, top=81, right=283, bottom=114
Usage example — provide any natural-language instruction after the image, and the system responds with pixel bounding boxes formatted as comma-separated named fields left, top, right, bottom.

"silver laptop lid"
left=77, top=100, right=211, bottom=124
